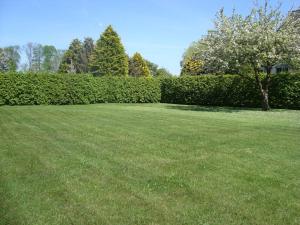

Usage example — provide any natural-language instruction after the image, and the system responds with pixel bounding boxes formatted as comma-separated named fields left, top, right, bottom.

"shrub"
left=269, top=73, right=300, bottom=109
left=160, top=74, right=300, bottom=109
left=0, top=72, right=161, bottom=105
left=0, top=72, right=299, bottom=109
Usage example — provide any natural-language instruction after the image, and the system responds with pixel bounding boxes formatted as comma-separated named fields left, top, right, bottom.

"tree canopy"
left=182, top=1, right=300, bottom=110
left=129, top=52, right=151, bottom=77
left=59, top=39, right=84, bottom=73
left=89, top=25, right=128, bottom=76
left=0, top=48, right=9, bottom=72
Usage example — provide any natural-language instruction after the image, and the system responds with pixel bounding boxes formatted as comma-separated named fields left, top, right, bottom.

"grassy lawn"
left=0, top=104, right=299, bottom=225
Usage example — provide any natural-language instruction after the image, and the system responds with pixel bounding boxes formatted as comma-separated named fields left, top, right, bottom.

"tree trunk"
left=254, top=69, right=271, bottom=111
left=261, top=90, right=270, bottom=111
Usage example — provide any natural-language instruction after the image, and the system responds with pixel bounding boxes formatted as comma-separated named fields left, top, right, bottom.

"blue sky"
left=0, top=0, right=298, bottom=74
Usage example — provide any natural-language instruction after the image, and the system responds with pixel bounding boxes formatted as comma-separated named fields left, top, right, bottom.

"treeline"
left=58, top=25, right=172, bottom=77
left=0, top=25, right=172, bottom=78
left=0, top=44, right=64, bottom=72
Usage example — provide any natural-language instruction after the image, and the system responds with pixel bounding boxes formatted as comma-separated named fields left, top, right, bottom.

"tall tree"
left=129, top=53, right=151, bottom=77
left=181, top=40, right=213, bottom=75
left=52, top=49, right=65, bottom=72
left=59, top=39, right=84, bottom=73
left=81, top=37, right=94, bottom=73
left=180, top=57, right=204, bottom=76
left=0, top=48, right=9, bottom=72
left=145, top=60, right=159, bottom=77
left=42, top=45, right=57, bottom=71
left=3, top=46, right=20, bottom=71
left=32, top=44, right=44, bottom=72
left=201, top=1, right=300, bottom=110
left=24, top=42, right=34, bottom=71
left=89, top=25, right=128, bottom=76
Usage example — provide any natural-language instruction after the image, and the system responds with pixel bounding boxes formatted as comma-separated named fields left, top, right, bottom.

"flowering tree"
left=204, top=1, right=300, bottom=110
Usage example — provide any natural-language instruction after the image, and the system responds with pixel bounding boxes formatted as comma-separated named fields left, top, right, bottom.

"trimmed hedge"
left=0, top=73, right=161, bottom=105
left=0, top=72, right=299, bottom=109
left=160, top=73, right=300, bottom=109
left=269, top=73, right=300, bottom=109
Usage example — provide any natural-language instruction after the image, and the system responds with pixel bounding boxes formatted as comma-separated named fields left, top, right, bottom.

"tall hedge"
left=0, top=73, right=161, bottom=105
left=160, top=74, right=300, bottom=109
left=0, top=72, right=299, bottom=109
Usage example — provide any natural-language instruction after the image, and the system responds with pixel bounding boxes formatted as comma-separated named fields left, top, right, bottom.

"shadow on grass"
left=165, top=104, right=263, bottom=113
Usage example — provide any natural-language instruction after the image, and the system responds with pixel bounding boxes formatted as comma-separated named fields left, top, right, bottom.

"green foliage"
left=59, top=39, right=84, bottom=73
left=161, top=74, right=300, bottom=109
left=89, top=25, right=128, bottom=76
left=180, top=57, right=204, bottom=76
left=129, top=53, right=151, bottom=77
left=1, top=46, right=20, bottom=72
left=42, top=45, right=58, bottom=71
left=81, top=37, right=94, bottom=73
left=0, top=48, right=9, bottom=72
left=180, top=2, right=300, bottom=110
left=0, top=72, right=160, bottom=105
left=21, top=43, right=63, bottom=72
left=0, top=72, right=298, bottom=109
left=189, top=2, right=300, bottom=75
left=145, top=59, right=159, bottom=76
left=181, top=41, right=208, bottom=74
left=269, top=73, right=300, bottom=109
left=144, top=59, right=172, bottom=77
left=97, top=77, right=160, bottom=103
left=156, top=68, right=173, bottom=77
left=32, top=44, right=44, bottom=72
left=5, top=46, right=20, bottom=71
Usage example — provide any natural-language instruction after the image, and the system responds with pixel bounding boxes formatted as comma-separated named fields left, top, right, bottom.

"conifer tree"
left=129, top=52, right=151, bottom=77
left=180, top=57, right=204, bottom=76
left=81, top=37, right=94, bottom=73
left=59, top=39, right=84, bottom=73
left=89, top=25, right=128, bottom=76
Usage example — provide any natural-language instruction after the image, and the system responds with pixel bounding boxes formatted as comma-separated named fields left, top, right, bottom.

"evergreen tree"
left=59, top=39, right=84, bottom=73
left=89, top=25, right=128, bottom=76
left=180, top=57, right=204, bottom=76
left=129, top=52, right=151, bottom=77
left=81, top=37, right=94, bottom=73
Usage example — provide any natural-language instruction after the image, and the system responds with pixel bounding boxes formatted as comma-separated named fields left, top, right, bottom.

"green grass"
left=0, top=104, right=299, bottom=225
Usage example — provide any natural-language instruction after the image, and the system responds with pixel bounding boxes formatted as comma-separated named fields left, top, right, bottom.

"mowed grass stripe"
left=0, top=104, right=299, bottom=225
